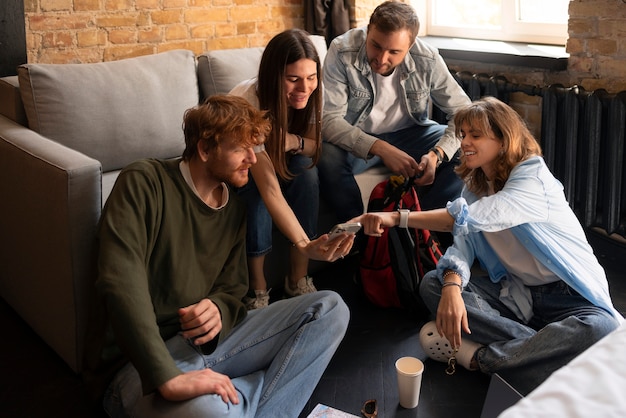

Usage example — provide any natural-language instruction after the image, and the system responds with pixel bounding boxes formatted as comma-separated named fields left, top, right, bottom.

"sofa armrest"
left=0, top=76, right=27, bottom=126
left=0, top=115, right=102, bottom=373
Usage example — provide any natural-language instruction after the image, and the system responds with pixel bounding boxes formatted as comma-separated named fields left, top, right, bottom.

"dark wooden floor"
left=299, top=256, right=492, bottom=418
left=1, top=235, right=625, bottom=418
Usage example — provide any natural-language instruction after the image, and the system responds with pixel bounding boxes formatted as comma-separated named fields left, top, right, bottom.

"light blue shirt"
left=438, top=156, right=623, bottom=322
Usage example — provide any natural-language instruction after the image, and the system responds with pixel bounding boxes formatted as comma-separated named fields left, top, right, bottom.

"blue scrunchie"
left=446, top=197, right=470, bottom=236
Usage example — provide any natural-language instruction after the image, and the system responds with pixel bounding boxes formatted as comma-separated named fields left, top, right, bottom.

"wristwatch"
left=291, top=134, right=304, bottom=154
left=430, top=147, right=444, bottom=168
left=398, top=209, right=410, bottom=228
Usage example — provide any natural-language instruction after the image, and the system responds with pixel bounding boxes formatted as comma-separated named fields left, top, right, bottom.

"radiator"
left=432, top=71, right=626, bottom=239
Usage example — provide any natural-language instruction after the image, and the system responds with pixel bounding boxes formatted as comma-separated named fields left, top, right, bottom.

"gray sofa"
left=0, top=41, right=389, bottom=373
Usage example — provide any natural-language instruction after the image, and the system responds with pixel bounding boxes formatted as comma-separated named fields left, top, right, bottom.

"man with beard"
left=83, top=95, right=351, bottom=417
left=318, top=1, right=471, bottom=224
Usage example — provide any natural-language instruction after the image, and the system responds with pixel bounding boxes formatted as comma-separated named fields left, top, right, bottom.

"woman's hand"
left=435, top=287, right=471, bottom=349
left=178, top=298, right=222, bottom=346
left=159, top=369, right=239, bottom=404
left=296, top=233, right=355, bottom=262
left=350, top=212, right=398, bottom=237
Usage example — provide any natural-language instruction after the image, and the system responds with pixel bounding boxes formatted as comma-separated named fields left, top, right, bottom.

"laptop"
left=480, top=373, right=524, bottom=418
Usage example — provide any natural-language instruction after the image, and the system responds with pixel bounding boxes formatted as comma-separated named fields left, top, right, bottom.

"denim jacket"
left=322, top=27, right=471, bottom=160
left=439, top=156, right=623, bottom=322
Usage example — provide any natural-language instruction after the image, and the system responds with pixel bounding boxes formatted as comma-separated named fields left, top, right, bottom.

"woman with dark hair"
left=354, top=96, right=622, bottom=394
left=231, top=29, right=336, bottom=309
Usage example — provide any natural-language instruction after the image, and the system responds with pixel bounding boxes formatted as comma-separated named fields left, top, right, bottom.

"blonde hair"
left=454, top=96, right=542, bottom=196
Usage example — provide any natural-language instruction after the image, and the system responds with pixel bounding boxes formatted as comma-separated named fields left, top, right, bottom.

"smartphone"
left=328, top=222, right=362, bottom=237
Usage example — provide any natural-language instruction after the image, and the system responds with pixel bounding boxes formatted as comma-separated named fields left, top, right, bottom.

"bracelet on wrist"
left=291, top=134, right=304, bottom=154
left=292, top=238, right=309, bottom=247
left=442, top=270, right=459, bottom=281
left=429, top=147, right=444, bottom=167
left=442, top=270, right=462, bottom=291
left=442, top=281, right=463, bottom=291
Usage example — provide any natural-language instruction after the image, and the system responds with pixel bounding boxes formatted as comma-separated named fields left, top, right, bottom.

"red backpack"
left=359, top=175, right=443, bottom=315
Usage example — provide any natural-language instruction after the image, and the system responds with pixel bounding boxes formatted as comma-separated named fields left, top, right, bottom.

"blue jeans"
left=103, top=291, right=349, bottom=417
left=237, top=154, right=319, bottom=256
left=317, top=124, right=463, bottom=222
left=419, top=271, right=619, bottom=395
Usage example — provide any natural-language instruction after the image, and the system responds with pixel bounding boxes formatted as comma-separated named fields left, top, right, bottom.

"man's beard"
left=369, top=59, right=393, bottom=76
left=209, top=164, right=250, bottom=188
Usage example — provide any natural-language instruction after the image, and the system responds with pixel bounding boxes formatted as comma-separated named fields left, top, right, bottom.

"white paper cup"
left=396, top=356, right=424, bottom=409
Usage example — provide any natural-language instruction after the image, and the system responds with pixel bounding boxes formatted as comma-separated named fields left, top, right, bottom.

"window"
left=419, top=0, right=569, bottom=45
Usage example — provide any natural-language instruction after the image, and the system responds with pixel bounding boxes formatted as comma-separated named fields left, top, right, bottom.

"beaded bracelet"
left=442, top=270, right=462, bottom=291
left=442, top=270, right=459, bottom=281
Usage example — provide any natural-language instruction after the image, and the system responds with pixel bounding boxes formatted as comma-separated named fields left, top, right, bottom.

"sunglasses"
left=361, top=399, right=377, bottom=418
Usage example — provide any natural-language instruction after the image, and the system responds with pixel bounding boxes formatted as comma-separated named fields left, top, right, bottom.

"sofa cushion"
left=197, top=47, right=264, bottom=99
left=18, top=50, right=199, bottom=172
left=197, top=34, right=328, bottom=100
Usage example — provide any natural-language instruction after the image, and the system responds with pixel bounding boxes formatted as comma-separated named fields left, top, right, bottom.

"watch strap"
left=398, top=209, right=410, bottom=228
left=430, top=147, right=444, bottom=167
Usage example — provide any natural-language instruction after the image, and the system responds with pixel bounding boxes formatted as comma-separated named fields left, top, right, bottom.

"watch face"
left=431, top=147, right=443, bottom=165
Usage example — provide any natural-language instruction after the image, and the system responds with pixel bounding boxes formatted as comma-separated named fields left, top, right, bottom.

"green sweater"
left=84, top=158, right=248, bottom=397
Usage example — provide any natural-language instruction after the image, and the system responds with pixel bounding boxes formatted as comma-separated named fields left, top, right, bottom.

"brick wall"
left=24, top=0, right=306, bottom=63
left=567, top=0, right=626, bottom=93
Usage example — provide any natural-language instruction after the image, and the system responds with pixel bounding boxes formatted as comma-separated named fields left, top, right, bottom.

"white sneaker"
left=419, top=321, right=482, bottom=370
left=284, top=275, right=317, bottom=297
left=243, top=289, right=271, bottom=310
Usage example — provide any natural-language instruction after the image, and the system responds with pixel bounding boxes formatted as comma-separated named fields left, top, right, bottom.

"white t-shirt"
left=483, top=228, right=560, bottom=286
left=359, top=69, right=414, bottom=135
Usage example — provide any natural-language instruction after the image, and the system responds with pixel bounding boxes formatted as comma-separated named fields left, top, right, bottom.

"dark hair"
left=369, top=1, right=420, bottom=39
left=454, top=96, right=542, bottom=196
left=257, top=28, right=322, bottom=181
left=182, top=95, right=270, bottom=161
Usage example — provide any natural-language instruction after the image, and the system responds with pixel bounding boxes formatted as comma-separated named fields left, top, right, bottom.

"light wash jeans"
left=237, top=154, right=319, bottom=256
left=419, top=271, right=619, bottom=395
left=317, top=124, right=463, bottom=223
left=103, top=290, right=349, bottom=417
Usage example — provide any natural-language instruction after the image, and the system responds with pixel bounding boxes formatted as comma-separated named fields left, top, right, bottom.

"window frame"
left=422, top=0, right=568, bottom=46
